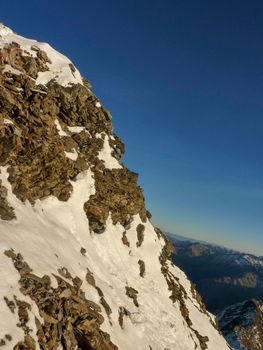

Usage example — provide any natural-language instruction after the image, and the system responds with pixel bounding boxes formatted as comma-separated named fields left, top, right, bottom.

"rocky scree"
left=3, top=249, right=117, bottom=350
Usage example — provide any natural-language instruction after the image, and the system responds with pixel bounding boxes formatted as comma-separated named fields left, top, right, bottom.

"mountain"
left=218, top=299, right=263, bottom=350
left=0, top=24, right=230, bottom=350
left=167, top=233, right=263, bottom=312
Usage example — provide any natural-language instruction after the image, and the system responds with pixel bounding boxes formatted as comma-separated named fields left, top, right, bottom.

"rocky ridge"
left=0, top=24, right=231, bottom=350
left=218, top=299, right=263, bottom=350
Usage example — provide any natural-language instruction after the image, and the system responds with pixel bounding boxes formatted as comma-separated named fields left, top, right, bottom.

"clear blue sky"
left=1, top=1, right=263, bottom=255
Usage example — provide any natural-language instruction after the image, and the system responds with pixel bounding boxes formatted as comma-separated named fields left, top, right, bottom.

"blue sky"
left=1, top=1, right=263, bottom=255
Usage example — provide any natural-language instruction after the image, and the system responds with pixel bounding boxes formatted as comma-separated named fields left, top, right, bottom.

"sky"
left=1, top=0, right=263, bottom=255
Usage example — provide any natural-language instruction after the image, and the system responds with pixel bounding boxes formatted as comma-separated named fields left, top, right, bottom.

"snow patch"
left=3, top=118, right=14, bottom=125
left=55, top=119, right=68, bottom=137
left=98, top=134, right=122, bottom=169
left=65, top=149, right=78, bottom=161
left=0, top=24, right=13, bottom=37
left=67, top=126, right=86, bottom=133
left=2, top=64, right=22, bottom=75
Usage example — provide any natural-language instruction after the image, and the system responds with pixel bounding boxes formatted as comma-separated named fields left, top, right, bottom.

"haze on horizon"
left=1, top=0, right=263, bottom=255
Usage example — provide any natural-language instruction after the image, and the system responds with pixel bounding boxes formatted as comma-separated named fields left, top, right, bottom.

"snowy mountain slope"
left=0, top=24, right=231, bottom=350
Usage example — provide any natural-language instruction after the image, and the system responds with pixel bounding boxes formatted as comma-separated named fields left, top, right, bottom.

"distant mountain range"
left=166, top=232, right=263, bottom=312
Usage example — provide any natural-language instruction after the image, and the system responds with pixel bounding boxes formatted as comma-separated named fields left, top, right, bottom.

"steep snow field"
left=0, top=24, right=231, bottom=349
left=0, top=165, right=230, bottom=350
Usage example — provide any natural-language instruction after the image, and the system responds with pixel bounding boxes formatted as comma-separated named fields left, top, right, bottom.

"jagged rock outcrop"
left=218, top=299, right=263, bottom=350
left=0, top=24, right=231, bottom=350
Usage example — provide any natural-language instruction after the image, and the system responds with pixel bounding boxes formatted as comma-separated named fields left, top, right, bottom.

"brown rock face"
left=0, top=38, right=148, bottom=231
left=85, top=168, right=147, bottom=232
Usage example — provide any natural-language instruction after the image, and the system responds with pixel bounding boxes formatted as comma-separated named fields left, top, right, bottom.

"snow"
left=2, top=64, right=22, bottom=76
left=67, top=125, right=86, bottom=133
left=35, top=42, right=83, bottom=86
left=0, top=164, right=230, bottom=350
left=0, top=24, right=83, bottom=87
left=98, top=134, right=122, bottom=169
left=96, top=101, right=101, bottom=108
left=3, top=118, right=14, bottom=125
left=65, top=149, right=78, bottom=161
left=55, top=120, right=88, bottom=137
left=95, top=132, right=103, bottom=139
left=0, top=23, right=13, bottom=37
left=55, top=119, right=68, bottom=137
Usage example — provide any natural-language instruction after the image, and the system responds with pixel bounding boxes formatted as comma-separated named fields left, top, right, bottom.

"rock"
left=136, top=224, right=145, bottom=247
left=85, top=168, right=147, bottom=230
left=4, top=334, right=12, bottom=341
left=118, top=308, right=124, bottom=329
left=125, top=286, right=139, bottom=307
left=80, top=247, right=86, bottom=255
left=59, top=288, right=72, bottom=299
left=24, top=335, right=36, bottom=350
left=86, top=268, right=96, bottom=287
left=72, top=276, right=82, bottom=289
left=4, top=249, right=16, bottom=259
left=3, top=296, right=16, bottom=313
left=57, top=267, right=72, bottom=279
left=0, top=176, right=15, bottom=220
left=121, top=231, right=130, bottom=247
left=118, top=306, right=131, bottom=329
left=100, top=297, right=112, bottom=318
left=138, top=259, right=145, bottom=277
left=108, top=134, right=124, bottom=161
